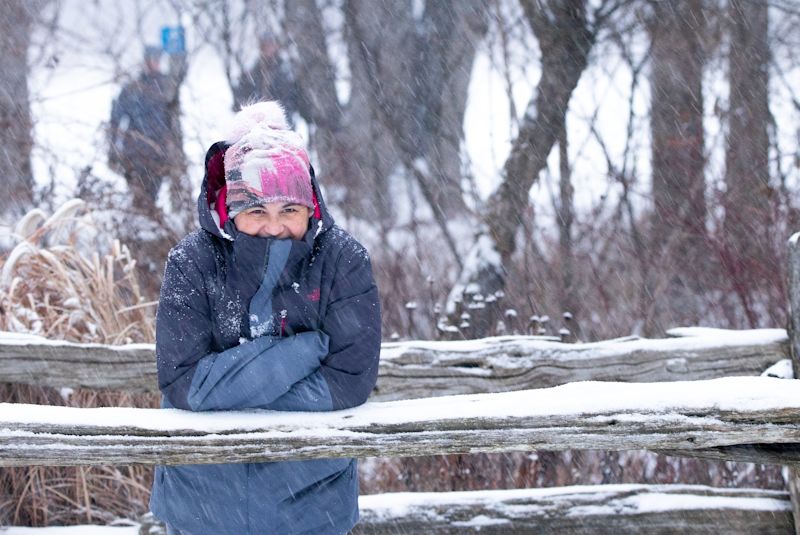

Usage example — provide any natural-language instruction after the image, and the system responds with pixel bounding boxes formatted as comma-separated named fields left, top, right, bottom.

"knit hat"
left=223, top=101, right=313, bottom=219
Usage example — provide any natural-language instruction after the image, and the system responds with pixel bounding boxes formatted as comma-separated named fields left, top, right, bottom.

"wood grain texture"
left=136, top=485, right=794, bottom=535
left=355, top=485, right=795, bottom=535
left=0, top=329, right=788, bottom=398
left=0, top=333, right=155, bottom=391
left=375, top=329, right=788, bottom=400
left=0, top=377, right=797, bottom=467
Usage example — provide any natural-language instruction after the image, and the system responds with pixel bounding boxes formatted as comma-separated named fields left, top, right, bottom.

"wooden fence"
left=1, top=332, right=798, bottom=534
left=128, top=484, right=797, bottom=534
left=0, top=326, right=789, bottom=397
left=2, top=237, right=800, bottom=532
left=353, top=485, right=796, bottom=534
left=0, top=375, right=798, bottom=467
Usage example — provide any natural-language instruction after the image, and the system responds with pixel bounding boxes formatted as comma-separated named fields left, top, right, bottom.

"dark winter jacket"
left=149, top=141, right=381, bottom=535
left=110, top=72, right=173, bottom=157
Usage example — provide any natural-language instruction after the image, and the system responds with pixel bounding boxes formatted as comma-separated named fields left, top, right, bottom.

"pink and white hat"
left=223, top=101, right=313, bottom=219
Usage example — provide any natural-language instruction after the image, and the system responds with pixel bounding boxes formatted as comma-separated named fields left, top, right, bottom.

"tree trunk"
left=283, top=0, right=387, bottom=226
left=165, top=52, right=192, bottom=234
left=285, top=0, right=486, bottom=227
left=647, top=0, right=707, bottom=333
left=558, top=118, right=578, bottom=336
left=723, top=0, right=772, bottom=290
left=448, top=0, right=594, bottom=337
left=414, top=1, right=487, bottom=218
left=340, top=0, right=414, bottom=222
left=0, top=0, right=37, bottom=220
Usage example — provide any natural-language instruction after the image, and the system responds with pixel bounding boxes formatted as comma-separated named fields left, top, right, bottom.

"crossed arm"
left=156, top=243, right=380, bottom=412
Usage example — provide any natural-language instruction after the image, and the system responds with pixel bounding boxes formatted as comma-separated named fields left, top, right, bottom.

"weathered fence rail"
left=0, top=327, right=789, bottom=398
left=376, top=327, right=790, bottom=400
left=1, top=376, right=798, bottom=467
left=132, top=485, right=795, bottom=534
left=14, top=485, right=792, bottom=534
left=353, top=485, right=796, bottom=534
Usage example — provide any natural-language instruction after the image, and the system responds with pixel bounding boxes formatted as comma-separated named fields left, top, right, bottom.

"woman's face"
left=233, top=202, right=313, bottom=240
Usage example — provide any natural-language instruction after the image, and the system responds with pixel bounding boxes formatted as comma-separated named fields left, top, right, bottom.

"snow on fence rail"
left=353, top=484, right=796, bottom=534
left=6, top=485, right=794, bottom=534
left=0, top=327, right=790, bottom=398
left=125, top=485, right=798, bottom=534
left=0, top=376, right=798, bottom=468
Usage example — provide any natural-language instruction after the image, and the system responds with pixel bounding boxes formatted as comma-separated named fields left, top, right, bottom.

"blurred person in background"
left=109, top=45, right=180, bottom=213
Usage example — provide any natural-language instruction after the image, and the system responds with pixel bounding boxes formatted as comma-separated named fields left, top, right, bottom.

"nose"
left=259, top=218, right=284, bottom=238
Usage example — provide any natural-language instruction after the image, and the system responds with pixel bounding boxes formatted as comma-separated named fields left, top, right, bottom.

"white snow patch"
left=761, top=359, right=794, bottom=379
left=0, top=376, right=798, bottom=438
left=360, top=484, right=791, bottom=519
left=381, top=328, right=788, bottom=368
left=0, top=331, right=153, bottom=353
left=0, top=527, right=139, bottom=534
left=451, top=515, right=511, bottom=527
left=445, top=234, right=502, bottom=315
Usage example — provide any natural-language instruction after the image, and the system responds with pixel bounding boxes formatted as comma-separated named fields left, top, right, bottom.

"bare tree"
left=444, top=0, right=600, bottom=337
left=723, top=0, right=772, bottom=289
left=0, top=1, right=39, bottom=219
left=281, top=0, right=488, bottom=252
left=557, top=116, right=577, bottom=331
left=646, top=0, right=707, bottom=332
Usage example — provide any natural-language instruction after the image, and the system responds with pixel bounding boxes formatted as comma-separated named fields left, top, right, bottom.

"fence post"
left=786, top=233, right=800, bottom=533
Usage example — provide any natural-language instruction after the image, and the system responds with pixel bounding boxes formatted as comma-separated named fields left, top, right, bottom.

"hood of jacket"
left=197, top=140, right=335, bottom=244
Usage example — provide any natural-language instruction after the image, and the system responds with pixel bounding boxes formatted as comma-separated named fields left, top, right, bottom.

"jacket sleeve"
left=262, top=368, right=331, bottom=411
left=156, top=243, right=328, bottom=411
left=320, top=241, right=382, bottom=409
left=262, top=242, right=381, bottom=412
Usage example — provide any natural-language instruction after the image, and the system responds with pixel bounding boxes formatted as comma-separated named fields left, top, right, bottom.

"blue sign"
left=161, top=26, right=185, bottom=54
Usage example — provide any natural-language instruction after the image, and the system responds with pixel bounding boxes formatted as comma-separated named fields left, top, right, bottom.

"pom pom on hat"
left=225, top=101, right=291, bottom=144
left=224, top=101, right=314, bottom=219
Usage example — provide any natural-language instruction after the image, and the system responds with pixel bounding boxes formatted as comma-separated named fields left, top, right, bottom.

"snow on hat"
left=223, top=101, right=313, bottom=219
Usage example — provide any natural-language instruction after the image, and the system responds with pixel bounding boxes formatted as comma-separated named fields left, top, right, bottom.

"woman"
left=149, top=101, right=381, bottom=534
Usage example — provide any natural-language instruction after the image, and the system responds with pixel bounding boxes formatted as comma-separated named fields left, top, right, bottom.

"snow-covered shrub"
left=0, top=199, right=154, bottom=344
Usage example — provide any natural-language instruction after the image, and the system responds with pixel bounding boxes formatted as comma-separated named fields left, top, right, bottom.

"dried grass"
left=0, top=200, right=158, bottom=526
left=0, top=199, right=155, bottom=344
